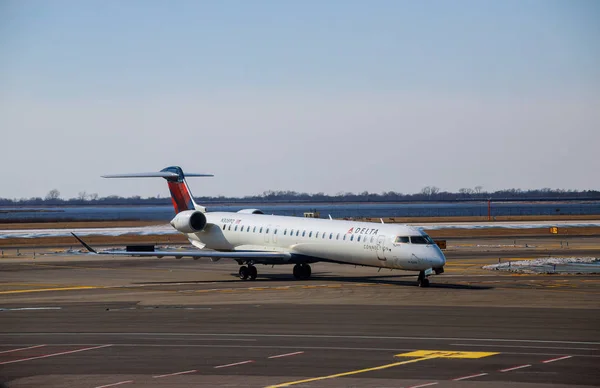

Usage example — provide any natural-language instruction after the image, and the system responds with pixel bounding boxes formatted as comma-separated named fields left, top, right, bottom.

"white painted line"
left=94, top=381, right=133, bottom=388
left=268, top=351, right=304, bottom=359
left=500, top=364, right=531, bottom=372
left=3, top=333, right=599, bottom=345
left=153, top=369, right=197, bottom=378
left=408, top=383, right=438, bottom=388
left=0, top=344, right=111, bottom=365
left=0, top=307, right=62, bottom=311
left=453, top=372, right=488, bottom=381
left=214, top=360, right=254, bottom=369
left=0, top=344, right=46, bottom=354
left=542, top=355, right=573, bottom=364
left=451, top=343, right=596, bottom=350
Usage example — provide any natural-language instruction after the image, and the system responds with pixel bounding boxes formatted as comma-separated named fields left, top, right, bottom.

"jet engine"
left=170, top=210, right=207, bottom=233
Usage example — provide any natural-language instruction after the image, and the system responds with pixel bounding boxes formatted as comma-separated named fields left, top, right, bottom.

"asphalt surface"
left=1, top=236, right=599, bottom=387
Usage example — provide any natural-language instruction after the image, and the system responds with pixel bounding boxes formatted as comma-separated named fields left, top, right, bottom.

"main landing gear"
left=417, top=270, right=430, bottom=287
left=293, top=263, right=311, bottom=280
left=239, top=264, right=258, bottom=280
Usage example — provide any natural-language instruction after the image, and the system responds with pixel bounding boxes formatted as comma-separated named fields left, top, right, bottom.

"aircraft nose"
left=437, top=251, right=447, bottom=267
left=432, top=246, right=446, bottom=267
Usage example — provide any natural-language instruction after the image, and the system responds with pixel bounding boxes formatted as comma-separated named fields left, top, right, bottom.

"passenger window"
left=266, top=228, right=270, bottom=234
left=222, top=224, right=226, bottom=230
left=234, top=225, right=238, bottom=231
left=350, top=235, right=354, bottom=241
left=336, top=233, right=340, bottom=240
left=309, top=231, right=313, bottom=238
left=296, top=230, right=300, bottom=236
left=357, top=236, right=361, bottom=242
left=228, top=224, right=232, bottom=231
left=323, top=233, right=326, bottom=239
left=284, top=229, right=287, bottom=235
left=343, top=235, right=346, bottom=240
left=253, top=226, right=256, bottom=233
left=329, top=233, right=333, bottom=239
left=260, top=227, right=263, bottom=233
left=302, top=231, right=306, bottom=237
left=248, top=226, right=251, bottom=232
left=274, top=229, right=277, bottom=235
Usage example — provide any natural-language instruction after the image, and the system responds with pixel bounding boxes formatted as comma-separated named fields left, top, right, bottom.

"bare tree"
left=459, top=188, right=473, bottom=195
left=89, top=193, right=99, bottom=201
left=45, top=189, right=61, bottom=201
left=421, top=186, right=440, bottom=196
left=474, top=186, right=484, bottom=194
left=77, top=191, right=88, bottom=201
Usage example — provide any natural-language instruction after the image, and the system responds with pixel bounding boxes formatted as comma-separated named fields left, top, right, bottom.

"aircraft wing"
left=71, top=233, right=291, bottom=261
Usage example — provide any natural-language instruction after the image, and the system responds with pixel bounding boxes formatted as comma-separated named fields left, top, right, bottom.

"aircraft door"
left=376, top=235, right=387, bottom=260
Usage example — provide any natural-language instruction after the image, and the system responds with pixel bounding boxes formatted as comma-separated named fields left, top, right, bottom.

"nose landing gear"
left=417, top=270, right=430, bottom=287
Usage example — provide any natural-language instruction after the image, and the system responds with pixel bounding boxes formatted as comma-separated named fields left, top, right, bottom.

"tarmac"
left=1, top=236, right=599, bottom=387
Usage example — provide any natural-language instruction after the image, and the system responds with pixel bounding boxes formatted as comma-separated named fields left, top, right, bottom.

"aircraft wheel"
left=239, top=265, right=249, bottom=280
left=418, top=278, right=430, bottom=287
left=302, top=264, right=312, bottom=279
left=293, top=264, right=302, bottom=280
left=248, top=265, right=258, bottom=280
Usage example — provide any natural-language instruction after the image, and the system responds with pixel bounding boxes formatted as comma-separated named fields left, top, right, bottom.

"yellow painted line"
left=266, top=349, right=499, bottom=387
left=0, top=286, right=100, bottom=295
left=265, top=355, right=439, bottom=388
left=396, top=350, right=498, bottom=359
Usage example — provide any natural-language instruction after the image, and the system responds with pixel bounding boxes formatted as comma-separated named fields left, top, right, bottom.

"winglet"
left=71, top=233, right=97, bottom=253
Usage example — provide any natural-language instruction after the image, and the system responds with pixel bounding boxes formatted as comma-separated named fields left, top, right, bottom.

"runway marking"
left=542, top=355, right=573, bottom=363
left=265, top=355, right=440, bottom=387
left=0, top=307, right=62, bottom=311
left=94, top=381, right=133, bottom=388
left=214, top=360, right=254, bottom=368
left=0, top=344, right=111, bottom=365
left=396, top=350, right=499, bottom=359
left=1, top=343, right=598, bottom=358
left=500, top=364, right=531, bottom=372
left=451, top=343, right=596, bottom=351
left=408, top=383, right=438, bottom=388
left=268, top=351, right=304, bottom=359
left=0, top=286, right=100, bottom=295
left=452, top=372, right=488, bottom=381
left=0, top=344, right=46, bottom=354
left=153, top=369, right=197, bottom=378
left=4, top=332, right=598, bottom=345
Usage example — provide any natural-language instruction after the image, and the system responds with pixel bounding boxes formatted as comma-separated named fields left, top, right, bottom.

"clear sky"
left=1, top=0, right=599, bottom=199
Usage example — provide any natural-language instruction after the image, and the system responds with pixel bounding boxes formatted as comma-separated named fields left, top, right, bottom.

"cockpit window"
left=410, top=235, right=434, bottom=244
left=394, top=236, right=409, bottom=243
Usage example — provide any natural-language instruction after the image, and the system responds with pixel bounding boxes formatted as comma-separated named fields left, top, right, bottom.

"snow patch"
left=483, top=257, right=600, bottom=274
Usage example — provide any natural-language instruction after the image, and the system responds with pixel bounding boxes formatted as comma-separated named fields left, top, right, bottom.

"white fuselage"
left=186, top=212, right=446, bottom=272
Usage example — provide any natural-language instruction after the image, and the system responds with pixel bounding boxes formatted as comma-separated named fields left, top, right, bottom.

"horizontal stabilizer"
left=102, top=172, right=213, bottom=178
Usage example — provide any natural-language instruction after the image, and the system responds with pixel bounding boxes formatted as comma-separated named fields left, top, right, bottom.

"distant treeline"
left=2, top=187, right=600, bottom=206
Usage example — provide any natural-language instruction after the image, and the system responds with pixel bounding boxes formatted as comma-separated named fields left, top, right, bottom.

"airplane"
left=73, top=166, right=446, bottom=287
